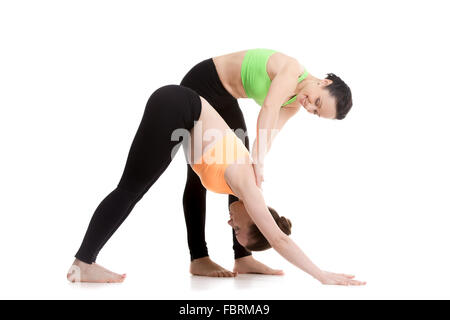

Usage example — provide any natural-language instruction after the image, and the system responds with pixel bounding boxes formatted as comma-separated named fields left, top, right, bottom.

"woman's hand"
left=317, top=271, right=366, bottom=286
left=252, top=162, right=264, bottom=189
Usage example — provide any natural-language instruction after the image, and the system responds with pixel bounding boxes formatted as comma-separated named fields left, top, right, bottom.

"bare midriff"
left=212, top=51, right=248, bottom=99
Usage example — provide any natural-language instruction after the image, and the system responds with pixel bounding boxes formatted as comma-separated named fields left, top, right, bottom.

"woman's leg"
left=180, top=60, right=216, bottom=261
left=217, top=100, right=253, bottom=260
left=181, top=59, right=251, bottom=262
left=73, top=85, right=201, bottom=268
left=182, top=165, right=208, bottom=260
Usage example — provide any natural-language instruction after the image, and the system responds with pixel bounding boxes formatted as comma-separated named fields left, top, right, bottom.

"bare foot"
left=234, top=256, right=284, bottom=275
left=67, top=259, right=126, bottom=283
left=190, top=256, right=236, bottom=277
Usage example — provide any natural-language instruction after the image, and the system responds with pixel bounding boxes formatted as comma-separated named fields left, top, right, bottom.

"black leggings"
left=75, top=85, right=201, bottom=264
left=180, top=58, right=252, bottom=261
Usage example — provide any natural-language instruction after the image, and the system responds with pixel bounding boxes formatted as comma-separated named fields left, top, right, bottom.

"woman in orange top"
left=68, top=85, right=364, bottom=286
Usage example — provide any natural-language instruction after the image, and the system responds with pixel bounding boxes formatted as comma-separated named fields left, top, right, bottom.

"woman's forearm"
left=252, top=106, right=279, bottom=164
left=236, top=179, right=324, bottom=282
left=272, top=236, right=323, bottom=281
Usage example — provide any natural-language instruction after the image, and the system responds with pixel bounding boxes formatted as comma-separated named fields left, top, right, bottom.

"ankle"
left=191, top=256, right=211, bottom=264
left=73, top=258, right=91, bottom=267
left=234, top=255, right=253, bottom=264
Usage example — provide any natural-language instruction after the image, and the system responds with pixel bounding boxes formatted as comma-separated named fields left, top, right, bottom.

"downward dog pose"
left=68, top=85, right=364, bottom=286
left=181, top=49, right=353, bottom=275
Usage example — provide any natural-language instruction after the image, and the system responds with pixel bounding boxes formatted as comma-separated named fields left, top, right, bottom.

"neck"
left=295, top=73, right=320, bottom=95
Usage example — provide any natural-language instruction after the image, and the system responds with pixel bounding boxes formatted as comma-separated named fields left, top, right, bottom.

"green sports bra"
left=240, top=48, right=308, bottom=107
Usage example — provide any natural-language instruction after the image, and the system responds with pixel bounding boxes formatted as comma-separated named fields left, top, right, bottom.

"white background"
left=1, top=0, right=449, bottom=299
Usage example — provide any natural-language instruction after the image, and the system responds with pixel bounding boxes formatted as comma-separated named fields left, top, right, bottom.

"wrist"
left=312, top=269, right=325, bottom=282
left=251, top=153, right=265, bottom=166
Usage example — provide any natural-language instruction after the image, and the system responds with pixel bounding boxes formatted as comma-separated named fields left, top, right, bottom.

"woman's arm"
left=252, top=59, right=303, bottom=187
left=230, top=167, right=366, bottom=286
left=235, top=176, right=323, bottom=281
left=268, top=104, right=301, bottom=150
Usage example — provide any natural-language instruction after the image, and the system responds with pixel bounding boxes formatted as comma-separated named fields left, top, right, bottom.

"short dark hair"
left=325, top=73, right=353, bottom=120
left=245, top=207, right=292, bottom=251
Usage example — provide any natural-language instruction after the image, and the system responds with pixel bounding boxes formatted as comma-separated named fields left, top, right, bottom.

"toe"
left=273, top=269, right=284, bottom=275
left=210, top=271, right=221, bottom=277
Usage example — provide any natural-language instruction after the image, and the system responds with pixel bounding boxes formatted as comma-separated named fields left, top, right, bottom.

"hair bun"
left=277, top=216, right=292, bottom=235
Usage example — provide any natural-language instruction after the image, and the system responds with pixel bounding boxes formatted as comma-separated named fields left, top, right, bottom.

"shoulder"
left=268, top=52, right=302, bottom=77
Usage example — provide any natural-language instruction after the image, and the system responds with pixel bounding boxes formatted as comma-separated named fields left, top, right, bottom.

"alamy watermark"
left=170, top=120, right=279, bottom=165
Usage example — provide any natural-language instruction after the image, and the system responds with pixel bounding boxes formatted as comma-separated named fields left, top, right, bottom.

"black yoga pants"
left=75, top=85, right=201, bottom=263
left=180, top=58, right=252, bottom=261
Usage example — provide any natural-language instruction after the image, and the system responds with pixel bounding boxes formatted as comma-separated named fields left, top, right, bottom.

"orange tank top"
left=191, top=131, right=249, bottom=196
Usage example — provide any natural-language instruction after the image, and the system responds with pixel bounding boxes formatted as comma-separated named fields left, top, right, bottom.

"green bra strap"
left=297, top=69, right=308, bottom=83
left=281, top=69, right=308, bottom=107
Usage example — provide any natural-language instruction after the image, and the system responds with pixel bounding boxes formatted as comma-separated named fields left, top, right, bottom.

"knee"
left=117, top=176, right=149, bottom=199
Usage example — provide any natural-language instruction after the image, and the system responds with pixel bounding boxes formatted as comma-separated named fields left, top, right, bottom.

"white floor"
left=2, top=252, right=450, bottom=300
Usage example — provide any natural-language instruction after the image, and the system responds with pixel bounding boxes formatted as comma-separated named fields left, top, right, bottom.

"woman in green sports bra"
left=213, top=48, right=353, bottom=187
left=180, top=49, right=353, bottom=278
left=241, top=49, right=309, bottom=107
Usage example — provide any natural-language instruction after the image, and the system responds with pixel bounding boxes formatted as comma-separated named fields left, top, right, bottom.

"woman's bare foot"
left=233, top=256, right=284, bottom=275
left=67, top=259, right=126, bottom=283
left=190, top=256, right=237, bottom=277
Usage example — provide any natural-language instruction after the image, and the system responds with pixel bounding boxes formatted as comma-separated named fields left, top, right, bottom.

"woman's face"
left=228, top=201, right=253, bottom=247
left=298, top=79, right=337, bottom=119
